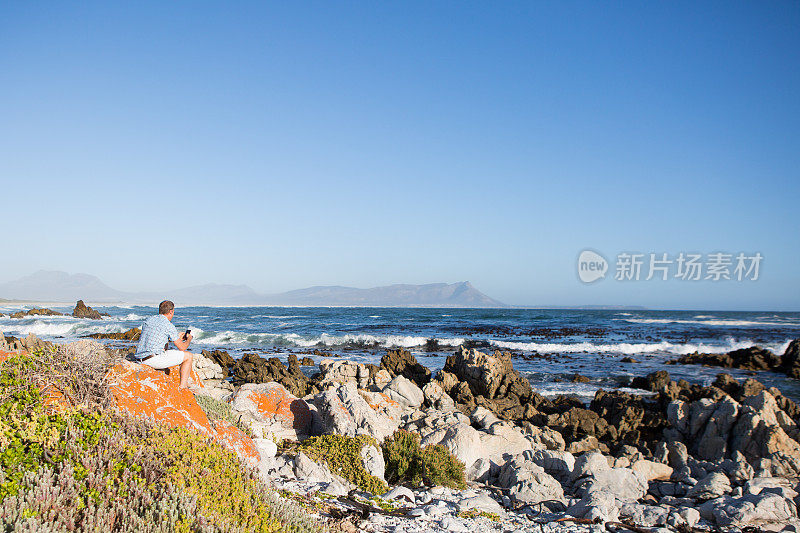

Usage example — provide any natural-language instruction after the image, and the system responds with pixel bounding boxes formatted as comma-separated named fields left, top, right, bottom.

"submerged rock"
left=9, top=307, right=62, bottom=319
left=88, top=327, right=141, bottom=341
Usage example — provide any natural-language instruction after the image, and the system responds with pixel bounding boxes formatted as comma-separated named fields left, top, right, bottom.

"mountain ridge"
left=0, top=271, right=508, bottom=308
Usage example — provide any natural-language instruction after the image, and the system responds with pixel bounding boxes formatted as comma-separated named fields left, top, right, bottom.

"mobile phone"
left=183, top=329, right=191, bottom=341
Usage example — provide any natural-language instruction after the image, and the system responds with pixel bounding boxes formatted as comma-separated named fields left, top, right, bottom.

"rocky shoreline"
left=192, top=341, right=800, bottom=531
left=4, top=330, right=800, bottom=532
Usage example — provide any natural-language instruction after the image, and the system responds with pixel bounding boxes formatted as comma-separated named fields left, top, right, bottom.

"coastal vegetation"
left=0, top=348, right=321, bottom=533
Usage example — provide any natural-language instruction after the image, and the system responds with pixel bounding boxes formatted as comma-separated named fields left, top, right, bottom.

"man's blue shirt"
left=134, top=314, right=179, bottom=359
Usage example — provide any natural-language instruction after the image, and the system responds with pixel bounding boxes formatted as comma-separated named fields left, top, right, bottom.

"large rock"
left=9, top=308, right=62, bottom=319
left=631, top=459, right=673, bottom=482
left=781, top=339, right=800, bottom=379
left=422, top=380, right=456, bottom=411
left=193, top=351, right=224, bottom=381
left=317, top=359, right=383, bottom=390
left=443, top=346, right=532, bottom=401
left=313, top=383, right=400, bottom=442
left=497, top=456, right=564, bottom=505
left=381, top=375, right=424, bottom=409
left=232, top=353, right=308, bottom=396
left=676, top=346, right=781, bottom=371
left=380, top=348, right=431, bottom=387
left=72, top=300, right=104, bottom=319
left=687, top=472, right=732, bottom=500
left=105, top=361, right=258, bottom=464
left=229, top=382, right=314, bottom=440
left=698, top=492, right=798, bottom=527
left=88, top=328, right=141, bottom=341
left=567, top=491, right=620, bottom=522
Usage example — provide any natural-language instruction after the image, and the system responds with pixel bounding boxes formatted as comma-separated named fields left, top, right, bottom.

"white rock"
left=313, top=383, right=400, bottom=441
left=382, top=485, right=415, bottom=504
left=360, top=444, right=386, bottom=481
left=687, top=472, right=732, bottom=500
left=567, top=491, right=620, bottom=522
left=382, top=375, right=424, bottom=409
left=456, top=493, right=504, bottom=515
left=631, top=459, right=673, bottom=481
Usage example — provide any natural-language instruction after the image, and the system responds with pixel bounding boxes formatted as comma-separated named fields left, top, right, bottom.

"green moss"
left=296, top=434, right=388, bottom=495
left=381, top=429, right=466, bottom=489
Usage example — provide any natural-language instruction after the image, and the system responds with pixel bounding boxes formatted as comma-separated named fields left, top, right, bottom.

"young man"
left=134, top=300, right=195, bottom=389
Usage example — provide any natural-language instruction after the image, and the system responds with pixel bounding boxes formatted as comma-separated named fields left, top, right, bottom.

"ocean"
left=2, top=304, right=799, bottom=402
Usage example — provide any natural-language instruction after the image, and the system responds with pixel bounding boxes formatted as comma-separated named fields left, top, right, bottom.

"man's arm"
left=173, top=333, right=192, bottom=351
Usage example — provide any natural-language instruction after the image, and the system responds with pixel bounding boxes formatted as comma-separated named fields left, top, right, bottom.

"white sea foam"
left=490, top=338, right=793, bottom=356
left=0, top=319, right=127, bottom=337
left=621, top=318, right=800, bottom=327
left=533, top=382, right=655, bottom=403
left=190, top=328, right=465, bottom=349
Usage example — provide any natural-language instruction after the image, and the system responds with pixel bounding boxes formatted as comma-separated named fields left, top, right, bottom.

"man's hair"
left=159, top=300, right=175, bottom=315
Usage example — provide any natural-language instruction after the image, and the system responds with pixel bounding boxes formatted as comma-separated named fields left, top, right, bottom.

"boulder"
left=88, top=328, right=141, bottom=341
left=229, top=382, right=314, bottom=441
left=72, top=300, right=104, bottom=319
left=193, top=351, right=224, bottom=381
left=576, top=468, right=648, bottom=503
left=781, top=339, right=800, bottom=379
left=619, top=503, right=670, bottom=527
left=105, top=361, right=257, bottom=463
left=529, top=449, right=575, bottom=483
left=698, top=492, right=797, bottom=527
left=317, top=359, right=374, bottom=389
left=201, top=349, right=236, bottom=376
left=687, top=472, right=732, bottom=500
left=422, top=380, right=456, bottom=411
left=498, top=456, right=564, bottom=505
left=631, top=459, right=673, bottom=482
left=360, top=444, right=385, bottom=481
left=567, top=491, right=620, bottom=522
left=232, top=353, right=308, bottom=396
left=675, top=346, right=781, bottom=371
left=380, top=348, right=431, bottom=387
left=381, top=375, right=424, bottom=409
left=313, top=383, right=400, bottom=442
left=443, top=346, right=532, bottom=401
left=9, top=308, right=62, bottom=319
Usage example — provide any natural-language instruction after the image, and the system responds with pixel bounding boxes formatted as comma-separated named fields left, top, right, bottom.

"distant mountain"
left=0, top=271, right=128, bottom=302
left=0, top=272, right=507, bottom=308
left=262, top=282, right=506, bottom=307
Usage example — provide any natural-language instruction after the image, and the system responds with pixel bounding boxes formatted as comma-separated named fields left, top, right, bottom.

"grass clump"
left=458, top=510, right=500, bottom=521
left=0, top=350, right=323, bottom=533
left=196, top=394, right=254, bottom=438
left=294, top=435, right=388, bottom=495
left=382, top=429, right=465, bottom=489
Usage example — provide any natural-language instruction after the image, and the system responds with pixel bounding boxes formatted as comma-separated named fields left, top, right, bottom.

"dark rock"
left=232, top=352, right=309, bottom=396
left=572, top=374, right=591, bottom=383
left=88, top=328, right=141, bottom=341
left=674, top=346, right=781, bottom=372
left=780, top=339, right=800, bottom=379
left=299, top=356, right=315, bottom=366
left=9, top=308, right=62, bottom=319
left=72, top=300, right=105, bottom=319
left=380, top=348, right=431, bottom=387
left=201, top=349, right=236, bottom=376
left=621, top=357, right=639, bottom=363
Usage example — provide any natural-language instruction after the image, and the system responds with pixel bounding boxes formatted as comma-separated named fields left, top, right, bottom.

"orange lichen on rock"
left=106, top=361, right=215, bottom=437
left=239, top=382, right=313, bottom=432
left=213, top=419, right=260, bottom=464
left=0, top=350, right=19, bottom=363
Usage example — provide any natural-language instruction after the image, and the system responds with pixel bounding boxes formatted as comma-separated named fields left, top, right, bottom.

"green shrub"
left=381, top=429, right=465, bottom=489
left=296, top=435, right=388, bottom=495
left=196, top=394, right=254, bottom=438
left=382, top=429, right=423, bottom=486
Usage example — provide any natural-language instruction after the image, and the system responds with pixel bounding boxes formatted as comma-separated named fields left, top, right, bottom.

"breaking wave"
left=620, top=318, right=800, bottom=328
left=190, top=328, right=464, bottom=349
left=489, top=338, right=793, bottom=356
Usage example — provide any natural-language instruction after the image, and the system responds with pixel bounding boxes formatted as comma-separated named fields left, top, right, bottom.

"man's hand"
left=174, top=334, right=192, bottom=351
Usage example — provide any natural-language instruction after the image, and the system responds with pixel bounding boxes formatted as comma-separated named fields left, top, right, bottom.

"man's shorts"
left=140, top=349, right=186, bottom=369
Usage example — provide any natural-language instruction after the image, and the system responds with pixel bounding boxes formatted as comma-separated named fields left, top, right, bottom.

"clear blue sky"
left=1, top=2, right=798, bottom=310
